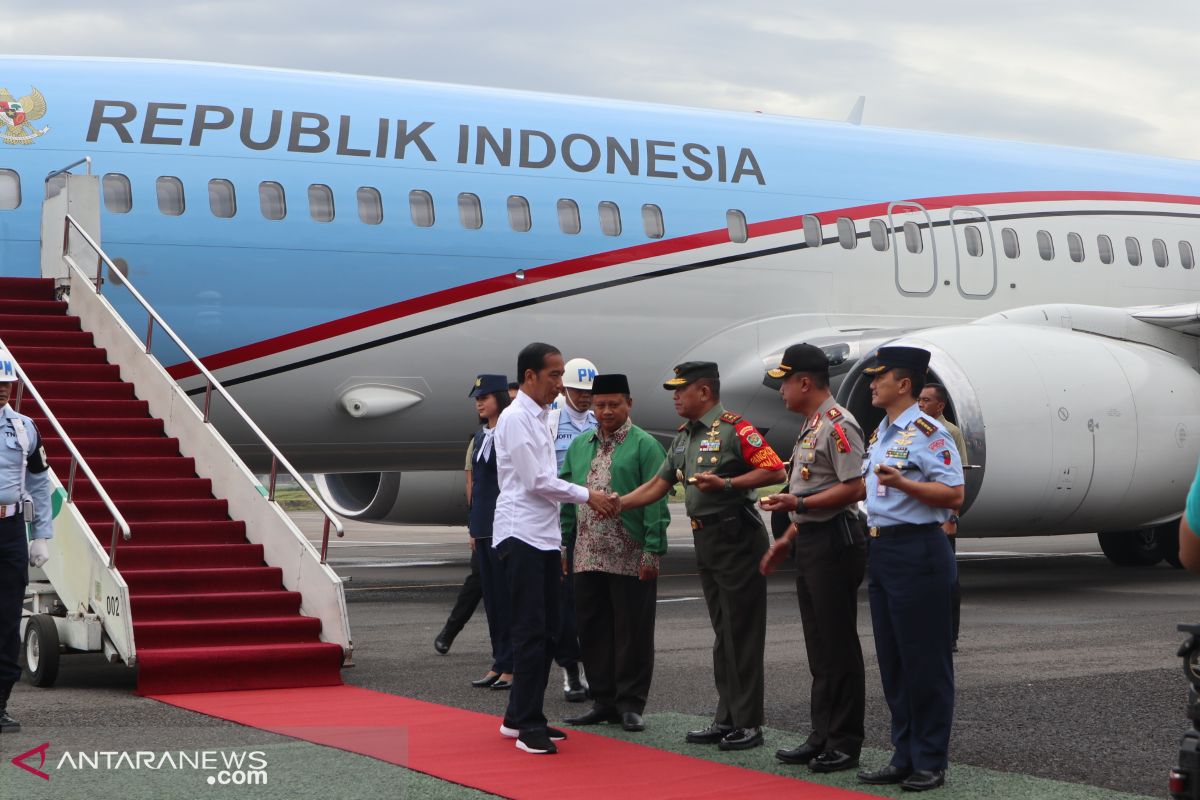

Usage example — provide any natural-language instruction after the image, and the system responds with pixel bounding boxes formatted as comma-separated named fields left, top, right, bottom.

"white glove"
left=28, top=538, right=50, bottom=569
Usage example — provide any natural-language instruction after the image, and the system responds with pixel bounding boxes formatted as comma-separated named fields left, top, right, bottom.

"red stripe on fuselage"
left=168, top=189, right=1200, bottom=379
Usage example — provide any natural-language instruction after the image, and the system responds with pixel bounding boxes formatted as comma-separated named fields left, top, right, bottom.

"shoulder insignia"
left=719, top=411, right=742, bottom=424
left=913, top=417, right=938, bottom=437
left=831, top=422, right=852, bottom=453
left=826, top=407, right=843, bottom=422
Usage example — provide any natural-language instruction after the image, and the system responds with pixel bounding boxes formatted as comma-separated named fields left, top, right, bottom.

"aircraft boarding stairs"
left=0, top=167, right=352, bottom=695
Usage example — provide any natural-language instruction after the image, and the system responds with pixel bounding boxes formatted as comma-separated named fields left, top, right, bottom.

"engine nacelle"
left=839, top=323, right=1200, bottom=536
left=315, top=471, right=468, bottom=526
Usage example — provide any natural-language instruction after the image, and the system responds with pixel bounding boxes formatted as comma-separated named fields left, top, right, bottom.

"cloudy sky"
left=16, top=0, right=1200, bottom=159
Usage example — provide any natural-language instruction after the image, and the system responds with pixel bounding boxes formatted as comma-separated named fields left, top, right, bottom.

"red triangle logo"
left=12, top=741, right=50, bottom=780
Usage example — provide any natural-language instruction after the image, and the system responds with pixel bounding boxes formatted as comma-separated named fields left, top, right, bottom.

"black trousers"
left=867, top=527, right=957, bottom=772
left=792, top=516, right=867, bottom=756
left=693, top=510, right=769, bottom=729
left=0, top=515, right=28, bottom=705
left=554, top=541, right=581, bottom=668
left=949, top=534, right=961, bottom=641
left=443, top=547, right=483, bottom=636
left=497, top=538, right=559, bottom=733
left=476, top=537, right=513, bottom=673
left=574, top=570, right=657, bottom=714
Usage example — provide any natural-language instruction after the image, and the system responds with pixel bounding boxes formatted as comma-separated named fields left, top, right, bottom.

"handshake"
left=586, top=488, right=622, bottom=519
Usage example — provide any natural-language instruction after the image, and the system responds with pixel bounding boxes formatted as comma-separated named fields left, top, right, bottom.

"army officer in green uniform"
left=619, top=361, right=786, bottom=751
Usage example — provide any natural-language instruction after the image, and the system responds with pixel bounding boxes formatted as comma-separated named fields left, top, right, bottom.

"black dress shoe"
left=565, top=707, right=619, bottom=726
left=858, top=764, right=913, bottom=785
left=900, top=770, right=945, bottom=791
left=717, top=727, right=763, bottom=751
left=776, top=742, right=822, bottom=764
left=471, top=673, right=500, bottom=688
left=621, top=712, right=645, bottom=732
left=434, top=628, right=455, bottom=655
left=685, top=722, right=733, bottom=744
left=490, top=679, right=513, bottom=690
left=0, top=710, right=20, bottom=733
left=809, top=750, right=859, bottom=773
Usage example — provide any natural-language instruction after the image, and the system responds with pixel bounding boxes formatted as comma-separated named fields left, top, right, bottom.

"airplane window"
left=0, top=169, right=18, bottom=210
left=410, top=190, right=435, bottom=227
left=208, top=179, right=236, bottom=219
left=156, top=177, right=185, bottom=216
left=102, top=174, right=132, bottom=214
left=309, top=184, right=334, bottom=223
left=557, top=199, right=581, bottom=234
left=727, top=209, right=748, bottom=244
left=357, top=187, right=383, bottom=225
left=1036, top=230, right=1054, bottom=260
left=1097, top=235, right=1114, bottom=264
left=507, top=196, right=531, bottom=232
left=837, top=217, right=857, bottom=250
left=1001, top=227, right=1019, bottom=259
left=458, top=193, right=483, bottom=229
left=803, top=215, right=823, bottom=248
left=258, top=182, right=286, bottom=220
left=964, top=225, right=983, bottom=257
left=903, top=221, right=923, bottom=254
left=1152, top=238, right=1169, bottom=268
left=1126, top=236, right=1142, bottom=266
left=642, top=204, right=664, bottom=239
left=599, top=201, right=621, bottom=236
left=1181, top=241, right=1195, bottom=270
left=1067, top=232, right=1085, bottom=263
left=870, top=219, right=889, bottom=251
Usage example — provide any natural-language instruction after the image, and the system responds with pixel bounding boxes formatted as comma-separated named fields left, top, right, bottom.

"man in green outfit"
left=619, top=361, right=786, bottom=751
left=559, top=373, right=670, bottom=734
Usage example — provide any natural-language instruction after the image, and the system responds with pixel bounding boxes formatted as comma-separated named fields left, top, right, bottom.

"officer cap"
left=663, top=361, right=719, bottom=390
left=469, top=374, right=509, bottom=398
left=0, top=348, right=16, bottom=383
left=862, top=345, right=931, bottom=375
left=591, top=373, right=630, bottom=395
left=766, top=343, right=829, bottom=382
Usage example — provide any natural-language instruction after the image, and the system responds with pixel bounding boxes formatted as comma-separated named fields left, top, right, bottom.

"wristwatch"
left=948, top=513, right=960, bottom=524
left=792, top=493, right=807, bottom=512
left=724, top=477, right=734, bottom=491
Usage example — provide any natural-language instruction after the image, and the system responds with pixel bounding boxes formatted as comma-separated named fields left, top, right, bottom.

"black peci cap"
left=469, top=374, right=509, bottom=397
left=591, top=373, right=631, bottom=395
left=766, top=343, right=830, bottom=382
left=862, top=346, right=931, bottom=375
left=663, top=361, right=719, bottom=390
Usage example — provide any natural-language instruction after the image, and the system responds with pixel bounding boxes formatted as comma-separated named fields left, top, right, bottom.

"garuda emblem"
left=0, top=87, right=49, bottom=145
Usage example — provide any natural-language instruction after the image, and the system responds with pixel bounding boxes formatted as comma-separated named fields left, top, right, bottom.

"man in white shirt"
left=493, top=342, right=616, bottom=755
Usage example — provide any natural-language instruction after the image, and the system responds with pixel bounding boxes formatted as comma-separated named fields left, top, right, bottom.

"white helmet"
left=0, top=348, right=16, bottom=383
left=562, top=357, right=597, bottom=390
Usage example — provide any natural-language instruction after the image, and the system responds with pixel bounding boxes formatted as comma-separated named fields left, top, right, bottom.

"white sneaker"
left=500, top=723, right=519, bottom=738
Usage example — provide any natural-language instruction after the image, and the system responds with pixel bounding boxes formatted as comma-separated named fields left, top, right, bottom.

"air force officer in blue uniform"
left=0, top=349, right=54, bottom=734
left=855, top=346, right=963, bottom=793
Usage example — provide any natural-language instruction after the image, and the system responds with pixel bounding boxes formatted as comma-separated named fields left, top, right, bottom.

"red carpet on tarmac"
left=152, top=686, right=879, bottom=799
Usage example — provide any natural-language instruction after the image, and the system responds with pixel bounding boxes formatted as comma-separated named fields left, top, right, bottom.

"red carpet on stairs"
left=154, top=686, right=882, bottom=800
left=0, top=276, right=343, bottom=695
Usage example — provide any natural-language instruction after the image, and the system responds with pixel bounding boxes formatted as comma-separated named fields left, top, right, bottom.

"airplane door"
left=888, top=201, right=937, bottom=296
left=949, top=206, right=997, bottom=299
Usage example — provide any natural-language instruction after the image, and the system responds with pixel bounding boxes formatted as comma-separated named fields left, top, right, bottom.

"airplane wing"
left=1131, top=303, right=1200, bottom=336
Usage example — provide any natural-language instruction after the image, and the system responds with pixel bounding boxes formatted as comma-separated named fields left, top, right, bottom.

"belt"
left=869, top=522, right=941, bottom=538
left=0, top=503, right=18, bottom=519
left=689, top=513, right=723, bottom=530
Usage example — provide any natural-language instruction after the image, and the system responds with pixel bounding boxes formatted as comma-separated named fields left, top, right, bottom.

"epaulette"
left=826, top=407, right=843, bottom=422
left=720, top=411, right=742, bottom=424
left=913, top=417, right=938, bottom=437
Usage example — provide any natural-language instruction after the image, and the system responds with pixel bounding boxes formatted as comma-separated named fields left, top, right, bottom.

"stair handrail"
left=3, top=354, right=133, bottom=568
left=59, top=214, right=346, bottom=561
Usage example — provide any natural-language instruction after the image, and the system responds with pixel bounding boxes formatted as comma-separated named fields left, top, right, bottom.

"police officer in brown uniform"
left=619, top=361, right=786, bottom=751
left=759, top=343, right=868, bottom=773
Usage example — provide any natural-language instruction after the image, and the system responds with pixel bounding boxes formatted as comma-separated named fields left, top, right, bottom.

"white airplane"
left=0, top=55, right=1196, bottom=567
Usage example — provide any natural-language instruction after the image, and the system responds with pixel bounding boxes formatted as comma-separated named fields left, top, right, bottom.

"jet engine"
left=315, top=471, right=469, bottom=526
left=838, top=322, right=1200, bottom=563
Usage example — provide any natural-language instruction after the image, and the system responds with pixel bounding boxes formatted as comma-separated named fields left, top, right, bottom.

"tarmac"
left=1, top=507, right=1194, bottom=798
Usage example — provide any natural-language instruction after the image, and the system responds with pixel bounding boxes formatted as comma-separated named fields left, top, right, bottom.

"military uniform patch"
left=940, top=449, right=952, bottom=466
left=831, top=422, right=852, bottom=454
left=746, top=431, right=763, bottom=447
left=720, top=411, right=742, bottom=424
left=826, top=407, right=843, bottom=422
left=913, top=417, right=938, bottom=436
